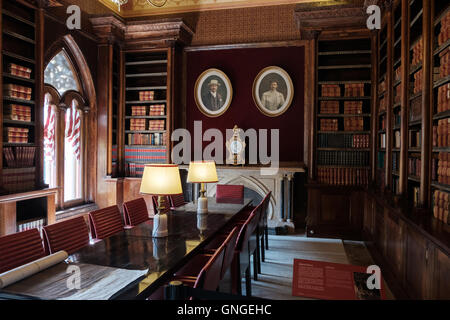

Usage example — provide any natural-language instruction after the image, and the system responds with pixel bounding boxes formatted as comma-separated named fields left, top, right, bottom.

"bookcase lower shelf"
left=0, top=188, right=57, bottom=236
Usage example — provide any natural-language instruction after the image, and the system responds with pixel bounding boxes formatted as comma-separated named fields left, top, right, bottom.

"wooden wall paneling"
left=167, top=46, right=174, bottom=162
left=35, top=6, right=44, bottom=188
left=433, top=248, right=450, bottom=299
left=386, top=9, right=394, bottom=190
left=404, top=225, right=431, bottom=299
left=96, top=43, right=113, bottom=209
left=420, top=0, right=433, bottom=207
left=46, top=192, right=56, bottom=225
left=0, top=202, right=16, bottom=236
left=399, top=0, right=410, bottom=196
left=349, top=190, right=364, bottom=234
left=56, top=104, right=64, bottom=208
left=107, top=45, right=113, bottom=176
left=0, top=0, right=3, bottom=184
left=310, top=33, right=319, bottom=181
left=371, top=32, right=378, bottom=182
left=384, top=209, right=405, bottom=276
left=123, top=178, right=155, bottom=215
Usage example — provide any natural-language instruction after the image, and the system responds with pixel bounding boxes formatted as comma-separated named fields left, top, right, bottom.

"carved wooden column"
left=420, top=0, right=432, bottom=207
left=386, top=8, right=394, bottom=191
left=399, top=0, right=410, bottom=196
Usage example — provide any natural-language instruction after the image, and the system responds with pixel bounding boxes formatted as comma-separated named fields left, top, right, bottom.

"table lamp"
left=140, top=164, right=183, bottom=237
left=187, top=161, right=218, bottom=214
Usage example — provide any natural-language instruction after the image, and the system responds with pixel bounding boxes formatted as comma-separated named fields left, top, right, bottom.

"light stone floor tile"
left=247, top=234, right=395, bottom=300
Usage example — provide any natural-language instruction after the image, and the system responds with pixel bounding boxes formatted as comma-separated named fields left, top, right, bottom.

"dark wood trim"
left=0, top=187, right=58, bottom=203
left=184, top=40, right=308, bottom=52
left=420, top=0, right=432, bottom=207
left=44, top=35, right=97, bottom=112
left=0, top=0, right=4, bottom=182
left=371, top=32, right=378, bottom=182
left=117, top=47, right=125, bottom=177
left=35, top=7, right=45, bottom=188
left=43, top=11, right=99, bottom=43
left=107, top=44, right=113, bottom=176
left=304, top=40, right=313, bottom=171
left=167, top=46, right=173, bottom=163
left=399, top=0, right=410, bottom=196
left=386, top=9, right=393, bottom=190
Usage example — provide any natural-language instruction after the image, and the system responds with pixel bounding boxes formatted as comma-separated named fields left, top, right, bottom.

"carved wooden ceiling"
left=95, top=0, right=365, bottom=18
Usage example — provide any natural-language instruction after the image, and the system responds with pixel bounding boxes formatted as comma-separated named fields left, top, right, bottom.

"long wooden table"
left=0, top=198, right=252, bottom=300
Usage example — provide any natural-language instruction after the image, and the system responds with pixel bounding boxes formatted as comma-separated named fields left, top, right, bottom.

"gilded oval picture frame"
left=194, top=68, right=233, bottom=118
left=252, top=66, right=294, bottom=117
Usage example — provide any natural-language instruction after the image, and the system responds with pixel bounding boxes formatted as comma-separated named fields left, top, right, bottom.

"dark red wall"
left=186, top=46, right=305, bottom=162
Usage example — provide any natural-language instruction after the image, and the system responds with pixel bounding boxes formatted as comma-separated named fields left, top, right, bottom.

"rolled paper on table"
left=0, top=250, right=68, bottom=289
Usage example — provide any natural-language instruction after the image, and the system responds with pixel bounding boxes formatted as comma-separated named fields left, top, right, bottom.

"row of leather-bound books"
left=317, top=134, right=369, bottom=149
left=433, top=119, right=450, bottom=147
left=432, top=190, right=450, bottom=224
left=317, top=168, right=370, bottom=186
left=317, top=150, right=369, bottom=167
left=408, top=156, right=421, bottom=178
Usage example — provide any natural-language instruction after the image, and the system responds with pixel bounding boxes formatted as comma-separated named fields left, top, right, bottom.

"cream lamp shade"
left=187, top=161, right=218, bottom=183
left=140, top=164, right=183, bottom=196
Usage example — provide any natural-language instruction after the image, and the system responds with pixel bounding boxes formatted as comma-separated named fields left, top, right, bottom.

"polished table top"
left=1, top=198, right=252, bottom=300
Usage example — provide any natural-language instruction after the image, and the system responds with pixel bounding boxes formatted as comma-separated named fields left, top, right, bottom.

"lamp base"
left=152, top=213, right=168, bottom=237
left=197, top=196, right=208, bottom=214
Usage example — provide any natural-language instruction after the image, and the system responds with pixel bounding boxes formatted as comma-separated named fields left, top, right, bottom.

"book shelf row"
left=0, top=0, right=39, bottom=195
left=315, top=38, right=372, bottom=187
left=376, top=0, right=450, bottom=215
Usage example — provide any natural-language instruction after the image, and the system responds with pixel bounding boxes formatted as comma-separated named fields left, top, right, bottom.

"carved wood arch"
left=45, top=34, right=96, bottom=111
left=44, top=84, right=61, bottom=106
left=60, top=90, right=88, bottom=112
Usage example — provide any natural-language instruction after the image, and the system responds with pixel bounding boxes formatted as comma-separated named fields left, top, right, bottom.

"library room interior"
left=0, top=0, right=448, bottom=303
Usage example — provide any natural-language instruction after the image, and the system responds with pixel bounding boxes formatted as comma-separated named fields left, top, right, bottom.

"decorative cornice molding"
left=294, top=3, right=369, bottom=40
left=90, top=15, right=195, bottom=48
left=90, top=15, right=126, bottom=44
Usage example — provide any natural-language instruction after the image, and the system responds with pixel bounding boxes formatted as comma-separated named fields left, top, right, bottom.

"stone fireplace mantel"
left=181, top=162, right=305, bottom=231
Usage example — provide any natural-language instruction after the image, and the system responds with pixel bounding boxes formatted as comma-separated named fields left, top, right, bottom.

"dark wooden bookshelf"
left=0, top=0, right=43, bottom=199
left=122, top=49, right=170, bottom=177
left=314, top=37, right=372, bottom=189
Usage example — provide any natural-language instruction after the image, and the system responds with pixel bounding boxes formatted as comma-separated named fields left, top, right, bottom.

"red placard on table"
left=292, top=259, right=386, bottom=300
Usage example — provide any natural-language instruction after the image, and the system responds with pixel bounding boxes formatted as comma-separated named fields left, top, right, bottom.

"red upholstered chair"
left=169, top=193, right=187, bottom=209
left=0, top=229, right=45, bottom=273
left=215, top=184, right=244, bottom=201
left=174, top=226, right=239, bottom=282
left=147, top=241, right=226, bottom=300
left=43, top=216, right=90, bottom=255
left=88, top=205, right=124, bottom=240
left=151, top=196, right=171, bottom=215
left=205, top=204, right=262, bottom=296
left=123, top=198, right=150, bottom=227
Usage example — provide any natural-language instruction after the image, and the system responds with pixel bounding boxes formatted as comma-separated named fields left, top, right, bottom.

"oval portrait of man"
left=253, top=66, right=294, bottom=117
left=195, top=68, right=233, bottom=117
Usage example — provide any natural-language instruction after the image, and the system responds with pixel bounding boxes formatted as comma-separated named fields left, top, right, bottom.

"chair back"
left=123, top=198, right=150, bottom=227
left=235, top=204, right=262, bottom=252
left=194, top=243, right=226, bottom=291
left=220, top=226, right=240, bottom=279
left=88, top=205, right=124, bottom=240
left=169, top=193, right=186, bottom=208
left=43, top=216, right=90, bottom=255
left=259, top=191, right=272, bottom=226
left=152, top=196, right=171, bottom=215
left=216, top=184, right=244, bottom=201
left=0, top=229, right=45, bottom=273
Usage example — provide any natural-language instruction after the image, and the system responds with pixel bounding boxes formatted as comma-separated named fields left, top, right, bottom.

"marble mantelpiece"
left=181, top=162, right=306, bottom=231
